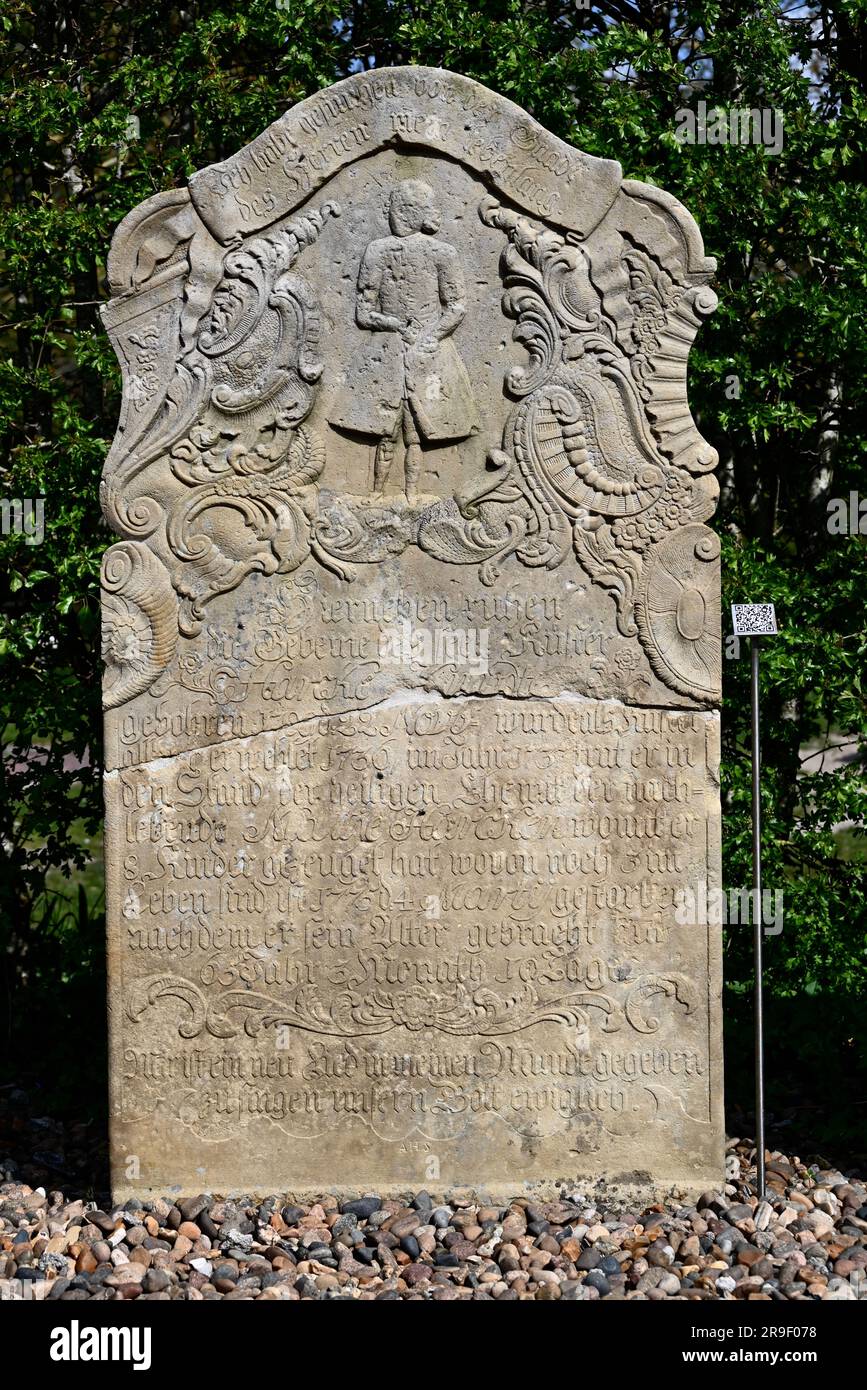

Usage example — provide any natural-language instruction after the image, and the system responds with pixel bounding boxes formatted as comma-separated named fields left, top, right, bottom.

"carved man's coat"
left=330, top=230, right=478, bottom=441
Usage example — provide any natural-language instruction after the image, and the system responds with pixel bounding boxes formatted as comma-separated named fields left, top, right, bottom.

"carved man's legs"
left=402, top=405, right=422, bottom=505
left=372, top=405, right=423, bottom=503
left=373, top=421, right=399, bottom=495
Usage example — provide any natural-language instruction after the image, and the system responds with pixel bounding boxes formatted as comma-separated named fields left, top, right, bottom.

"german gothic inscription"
left=101, top=67, right=723, bottom=1199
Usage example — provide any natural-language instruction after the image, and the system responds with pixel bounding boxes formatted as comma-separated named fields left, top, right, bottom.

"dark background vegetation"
left=1, top=1, right=865, bottom=1169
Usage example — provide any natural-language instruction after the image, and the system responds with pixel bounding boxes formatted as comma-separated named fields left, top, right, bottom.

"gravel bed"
left=2, top=1130, right=866, bottom=1300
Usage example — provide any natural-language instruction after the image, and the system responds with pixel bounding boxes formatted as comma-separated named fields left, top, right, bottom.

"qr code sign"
left=731, top=603, right=777, bottom=636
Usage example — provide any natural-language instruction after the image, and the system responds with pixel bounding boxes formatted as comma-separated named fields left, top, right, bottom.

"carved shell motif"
left=101, top=542, right=178, bottom=708
left=519, top=376, right=666, bottom=518
left=634, top=524, right=721, bottom=701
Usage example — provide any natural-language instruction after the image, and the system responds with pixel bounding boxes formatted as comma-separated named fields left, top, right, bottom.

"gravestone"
left=101, top=67, right=723, bottom=1201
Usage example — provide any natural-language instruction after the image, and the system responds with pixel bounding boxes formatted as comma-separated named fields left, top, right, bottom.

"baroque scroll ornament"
left=125, top=970, right=621, bottom=1043
left=101, top=541, right=178, bottom=709
left=101, top=199, right=341, bottom=645
left=418, top=197, right=721, bottom=700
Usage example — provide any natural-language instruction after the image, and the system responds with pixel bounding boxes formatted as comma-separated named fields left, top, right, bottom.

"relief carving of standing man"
left=329, top=179, right=478, bottom=503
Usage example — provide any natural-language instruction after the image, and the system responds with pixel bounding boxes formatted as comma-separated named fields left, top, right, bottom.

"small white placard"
left=731, top=603, right=777, bottom=637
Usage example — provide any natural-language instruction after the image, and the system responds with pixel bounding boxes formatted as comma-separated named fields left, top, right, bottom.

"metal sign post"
left=732, top=603, right=778, bottom=1201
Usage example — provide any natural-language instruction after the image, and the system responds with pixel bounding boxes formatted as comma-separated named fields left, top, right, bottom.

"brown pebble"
left=389, top=1213, right=421, bottom=1239
left=737, top=1248, right=763, bottom=1267
left=449, top=1239, right=476, bottom=1261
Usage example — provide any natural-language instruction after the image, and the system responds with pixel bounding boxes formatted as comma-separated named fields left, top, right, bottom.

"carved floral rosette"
left=100, top=66, right=720, bottom=708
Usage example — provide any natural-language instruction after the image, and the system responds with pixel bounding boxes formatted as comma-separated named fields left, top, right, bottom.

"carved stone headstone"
left=101, top=67, right=723, bottom=1201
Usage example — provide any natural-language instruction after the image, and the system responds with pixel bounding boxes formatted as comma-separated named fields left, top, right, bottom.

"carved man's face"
left=388, top=179, right=441, bottom=236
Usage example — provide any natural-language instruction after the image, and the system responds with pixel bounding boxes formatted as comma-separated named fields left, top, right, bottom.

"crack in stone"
left=105, top=687, right=717, bottom=776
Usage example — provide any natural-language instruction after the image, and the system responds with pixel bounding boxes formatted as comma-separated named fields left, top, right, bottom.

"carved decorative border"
left=100, top=67, right=720, bottom=708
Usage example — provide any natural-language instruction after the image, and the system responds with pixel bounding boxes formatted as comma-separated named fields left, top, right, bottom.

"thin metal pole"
left=750, top=636, right=765, bottom=1200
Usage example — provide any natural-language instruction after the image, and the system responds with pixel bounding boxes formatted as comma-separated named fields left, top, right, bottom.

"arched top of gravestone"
left=188, top=67, right=622, bottom=243
left=106, top=67, right=715, bottom=295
